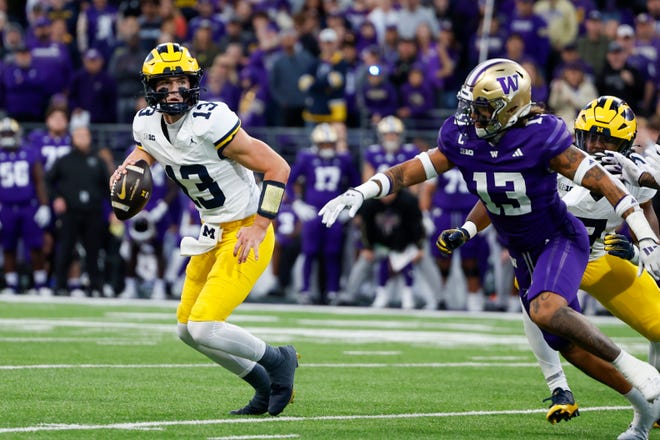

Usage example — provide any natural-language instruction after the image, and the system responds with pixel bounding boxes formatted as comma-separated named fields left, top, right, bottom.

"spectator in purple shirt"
left=397, top=63, right=435, bottom=131
left=201, top=54, right=241, bottom=112
left=2, top=45, right=49, bottom=122
left=505, top=0, right=551, bottom=70
left=68, top=48, right=118, bottom=123
left=77, top=0, right=118, bottom=61
left=361, top=64, right=399, bottom=127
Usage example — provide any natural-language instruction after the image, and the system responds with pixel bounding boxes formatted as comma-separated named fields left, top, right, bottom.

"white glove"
left=292, top=199, right=317, bottom=222
left=318, top=188, right=365, bottom=227
left=643, top=144, right=660, bottom=187
left=34, top=205, right=51, bottom=228
left=147, top=200, right=168, bottom=223
left=638, top=238, right=660, bottom=279
left=599, top=151, right=644, bottom=186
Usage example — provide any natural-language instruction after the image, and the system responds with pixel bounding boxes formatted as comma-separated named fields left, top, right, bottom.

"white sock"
left=34, top=270, right=47, bottom=286
left=5, top=272, right=17, bottom=288
left=649, top=341, right=660, bottom=371
left=522, top=306, right=567, bottom=392
left=177, top=323, right=255, bottom=376
left=613, top=350, right=644, bottom=375
left=187, top=320, right=266, bottom=361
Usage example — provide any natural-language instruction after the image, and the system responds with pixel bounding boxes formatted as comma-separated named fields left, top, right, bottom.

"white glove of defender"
left=643, top=144, right=660, bottom=187
left=638, top=238, right=660, bottom=279
left=599, top=151, right=644, bottom=186
left=319, top=188, right=364, bottom=227
left=33, top=205, right=51, bottom=228
left=292, top=199, right=318, bottom=222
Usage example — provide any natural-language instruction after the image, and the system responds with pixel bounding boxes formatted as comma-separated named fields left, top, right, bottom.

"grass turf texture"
left=0, top=297, right=652, bottom=439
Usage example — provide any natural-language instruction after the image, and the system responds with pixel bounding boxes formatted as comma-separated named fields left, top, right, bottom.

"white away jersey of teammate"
left=132, top=101, right=260, bottom=224
left=558, top=174, right=656, bottom=261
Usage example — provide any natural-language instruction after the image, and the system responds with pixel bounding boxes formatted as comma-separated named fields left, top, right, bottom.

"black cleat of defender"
left=544, top=388, right=580, bottom=424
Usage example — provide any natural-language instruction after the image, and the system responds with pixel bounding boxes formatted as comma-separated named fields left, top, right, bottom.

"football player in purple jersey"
left=119, top=163, right=179, bottom=300
left=287, top=123, right=361, bottom=304
left=319, top=58, right=660, bottom=436
left=0, top=118, right=51, bottom=295
left=419, top=168, right=488, bottom=312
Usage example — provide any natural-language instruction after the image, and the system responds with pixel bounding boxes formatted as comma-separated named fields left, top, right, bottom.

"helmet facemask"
left=143, top=73, right=203, bottom=115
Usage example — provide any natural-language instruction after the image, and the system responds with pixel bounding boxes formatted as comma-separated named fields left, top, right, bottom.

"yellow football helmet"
left=0, top=117, right=22, bottom=149
left=456, top=58, right=532, bottom=139
left=141, top=42, right=203, bottom=115
left=574, top=96, right=637, bottom=155
left=311, top=123, right=338, bottom=158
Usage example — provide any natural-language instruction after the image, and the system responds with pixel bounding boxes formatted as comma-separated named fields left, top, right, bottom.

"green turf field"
left=0, top=296, right=653, bottom=439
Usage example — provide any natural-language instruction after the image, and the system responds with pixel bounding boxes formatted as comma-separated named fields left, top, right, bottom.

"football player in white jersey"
left=473, top=96, right=660, bottom=438
left=110, top=43, right=298, bottom=417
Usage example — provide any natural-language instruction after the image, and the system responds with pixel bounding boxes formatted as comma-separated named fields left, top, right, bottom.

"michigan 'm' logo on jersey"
left=132, top=100, right=260, bottom=224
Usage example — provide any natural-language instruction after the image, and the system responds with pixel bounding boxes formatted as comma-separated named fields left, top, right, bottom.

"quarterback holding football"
left=109, top=43, right=298, bottom=416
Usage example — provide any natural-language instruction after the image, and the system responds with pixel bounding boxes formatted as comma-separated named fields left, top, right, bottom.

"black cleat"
left=229, top=402, right=268, bottom=416
left=267, top=345, right=299, bottom=416
left=543, top=388, right=580, bottom=424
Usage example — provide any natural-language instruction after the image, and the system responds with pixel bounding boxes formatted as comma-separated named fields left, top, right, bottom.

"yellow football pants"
left=581, top=253, right=660, bottom=341
left=177, top=216, right=274, bottom=323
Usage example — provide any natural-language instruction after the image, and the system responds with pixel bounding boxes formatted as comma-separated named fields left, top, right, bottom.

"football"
left=110, top=159, right=153, bottom=221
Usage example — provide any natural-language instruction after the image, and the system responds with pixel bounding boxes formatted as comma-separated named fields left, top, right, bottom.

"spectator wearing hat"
left=108, top=15, right=149, bottom=123
left=2, top=44, right=50, bottom=122
left=299, top=28, right=348, bottom=127
left=188, top=19, right=222, bottom=70
left=355, top=20, right=379, bottom=55
left=269, top=28, right=315, bottom=127
left=27, top=16, right=73, bottom=98
left=68, top=48, right=118, bottom=124
left=548, top=61, right=598, bottom=133
left=576, top=10, right=610, bottom=77
left=397, top=62, right=435, bottom=131
left=596, top=41, right=645, bottom=112
left=615, top=23, right=656, bottom=115
left=389, top=37, right=419, bottom=88
left=551, top=42, right=594, bottom=81
left=186, top=0, right=224, bottom=42
left=504, top=0, right=552, bottom=70
left=136, top=0, right=163, bottom=52
left=361, top=64, right=399, bottom=126
left=76, top=0, right=118, bottom=61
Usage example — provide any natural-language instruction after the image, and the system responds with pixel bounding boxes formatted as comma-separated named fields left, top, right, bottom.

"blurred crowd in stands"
left=2, top=0, right=660, bottom=312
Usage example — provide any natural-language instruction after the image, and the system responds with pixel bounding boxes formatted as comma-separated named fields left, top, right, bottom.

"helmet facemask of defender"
left=0, top=118, right=22, bottom=149
left=455, top=58, right=532, bottom=139
left=574, top=96, right=637, bottom=157
left=311, top=123, right=339, bottom=159
left=141, top=42, right=203, bottom=115
left=377, top=116, right=405, bottom=153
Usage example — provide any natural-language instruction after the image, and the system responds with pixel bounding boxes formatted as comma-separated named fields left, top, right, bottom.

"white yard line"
left=208, top=435, right=299, bottom=440
left=0, top=407, right=631, bottom=434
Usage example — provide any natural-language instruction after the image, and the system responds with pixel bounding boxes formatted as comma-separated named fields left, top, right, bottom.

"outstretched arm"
left=319, top=148, right=452, bottom=226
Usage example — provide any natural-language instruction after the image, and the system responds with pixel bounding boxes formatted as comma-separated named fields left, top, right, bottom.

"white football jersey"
left=133, top=101, right=260, bottom=224
left=559, top=173, right=656, bottom=261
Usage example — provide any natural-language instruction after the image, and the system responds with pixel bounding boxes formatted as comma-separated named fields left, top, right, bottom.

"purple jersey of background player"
left=274, top=201, right=299, bottom=247
left=0, top=146, right=45, bottom=250
left=439, top=113, right=589, bottom=350
left=429, top=168, right=484, bottom=260
left=28, top=129, right=72, bottom=172
left=364, top=142, right=420, bottom=174
left=288, top=148, right=361, bottom=209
